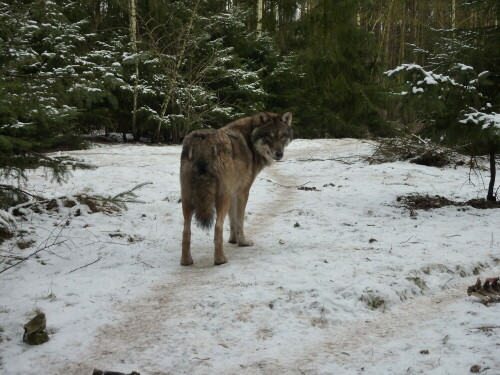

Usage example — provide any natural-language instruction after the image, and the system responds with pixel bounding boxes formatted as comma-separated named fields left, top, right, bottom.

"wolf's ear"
left=281, top=112, right=292, bottom=126
left=258, top=112, right=269, bottom=124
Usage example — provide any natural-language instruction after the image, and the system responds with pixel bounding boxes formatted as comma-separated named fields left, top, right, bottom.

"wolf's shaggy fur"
left=180, top=112, right=292, bottom=265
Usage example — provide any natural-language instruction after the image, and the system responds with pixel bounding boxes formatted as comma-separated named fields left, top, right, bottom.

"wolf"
left=179, top=112, right=293, bottom=266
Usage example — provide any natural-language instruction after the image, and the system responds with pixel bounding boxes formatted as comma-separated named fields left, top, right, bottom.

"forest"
left=0, top=0, right=499, bottom=187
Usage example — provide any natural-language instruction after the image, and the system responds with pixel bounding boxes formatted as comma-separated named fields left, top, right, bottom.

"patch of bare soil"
left=397, top=194, right=500, bottom=210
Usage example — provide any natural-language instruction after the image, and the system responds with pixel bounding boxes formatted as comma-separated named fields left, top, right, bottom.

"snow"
left=460, top=109, right=500, bottom=130
left=1, top=139, right=499, bottom=374
left=385, top=63, right=471, bottom=91
left=457, top=63, right=474, bottom=71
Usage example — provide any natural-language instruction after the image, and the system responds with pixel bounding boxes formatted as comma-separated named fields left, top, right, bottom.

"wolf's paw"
left=238, top=239, right=253, bottom=247
left=228, top=236, right=237, bottom=244
left=214, top=256, right=228, bottom=265
left=180, top=256, right=194, bottom=266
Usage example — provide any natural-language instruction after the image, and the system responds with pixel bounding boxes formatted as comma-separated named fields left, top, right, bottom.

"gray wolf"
left=180, top=112, right=293, bottom=265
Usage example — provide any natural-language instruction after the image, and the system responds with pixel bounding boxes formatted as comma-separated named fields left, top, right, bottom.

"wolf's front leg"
left=180, top=202, right=194, bottom=266
left=235, top=189, right=253, bottom=247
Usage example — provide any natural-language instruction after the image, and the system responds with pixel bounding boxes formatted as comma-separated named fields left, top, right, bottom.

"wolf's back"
left=180, top=130, right=222, bottom=229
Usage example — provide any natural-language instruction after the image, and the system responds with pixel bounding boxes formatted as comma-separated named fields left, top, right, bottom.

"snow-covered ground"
left=1, top=139, right=499, bottom=375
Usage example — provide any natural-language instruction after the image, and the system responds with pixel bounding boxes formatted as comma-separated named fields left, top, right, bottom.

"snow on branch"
left=386, top=63, right=462, bottom=87
left=460, top=108, right=500, bottom=130
left=385, top=63, right=486, bottom=98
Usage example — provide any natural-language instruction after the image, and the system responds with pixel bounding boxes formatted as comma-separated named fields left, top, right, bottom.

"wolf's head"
left=251, top=112, right=293, bottom=163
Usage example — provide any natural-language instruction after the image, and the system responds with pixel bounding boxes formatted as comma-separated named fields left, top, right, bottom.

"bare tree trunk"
left=129, top=0, right=140, bottom=141
left=399, top=5, right=406, bottom=66
left=257, top=0, right=263, bottom=38
left=90, top=0, right=102, bottom=34
left=487, top=147, right=497, bottom=202
left=451, top=0, right=456, bottom=28
left=153, top=0, right=200, bottom=143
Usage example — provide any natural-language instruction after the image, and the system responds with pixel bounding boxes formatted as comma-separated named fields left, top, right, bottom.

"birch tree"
left=128, top=0, right=140, bottom=141
left=257, top=0, right=263, bottom=37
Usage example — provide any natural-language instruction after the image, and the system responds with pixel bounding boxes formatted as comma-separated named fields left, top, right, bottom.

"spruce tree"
left=273, top=0, right=393, bottom=138
left=0, top=0, right=82, bottom=185
left=385, top=3, right=499, bottom=201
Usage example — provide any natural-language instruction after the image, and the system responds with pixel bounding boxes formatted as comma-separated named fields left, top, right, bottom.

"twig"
left=66, top=257, right=101, bottom=274
left=466, top=156, right=486, bottom=189
left=260, top=178, right=311, bottom=189
left=297, top=156, right=358, bottom=165
left=399, top=236, right=413, bottom=244
left=0, top=240, right=66, bottom=274
left=0, top=254, right=24, bottom=259
left=134, top=255, right=155, bottom=269
left=443, top=276, right=455, bottom=289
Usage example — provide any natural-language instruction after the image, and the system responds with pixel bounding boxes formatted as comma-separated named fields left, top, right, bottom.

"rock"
left=470, top=365, right=481, bottom=373
left=23, top=312, right=49, bottom=345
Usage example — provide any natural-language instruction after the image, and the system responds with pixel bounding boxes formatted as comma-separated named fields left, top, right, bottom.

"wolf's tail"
left=181, top=133, right=218, bottom=229
left=191, top=156, right=216, bottom=229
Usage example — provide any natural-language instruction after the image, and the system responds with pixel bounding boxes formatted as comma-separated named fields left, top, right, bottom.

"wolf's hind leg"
left=181, top=201, right=194, bottom=266
left=235, top=188, right=253, bottom=247
left=214, top=194, right=230, bottom=265
left=228, top=196, right=238, bottom=244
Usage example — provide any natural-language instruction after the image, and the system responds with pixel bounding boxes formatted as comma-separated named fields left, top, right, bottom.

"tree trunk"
left=399, top=6, right=406, bottom=66
left=129, top=0, right=140, bottom=141
left=257, top=0, right=263, bottom=38
left=487, top=148, right=496, bottom=202
left=451, top=0, right=456, bottom=29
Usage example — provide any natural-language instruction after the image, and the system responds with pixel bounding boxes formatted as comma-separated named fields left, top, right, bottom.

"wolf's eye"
left=281, top=134, right=288, bottom=140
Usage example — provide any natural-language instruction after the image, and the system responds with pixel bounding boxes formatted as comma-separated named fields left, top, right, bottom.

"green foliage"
left=0, top=0, right=87, bottom=182
left=266, top=0, right=393, bottom=138
left=385, top=24, right=499, bottom=154
left=385, top=14, right=499, bottom=201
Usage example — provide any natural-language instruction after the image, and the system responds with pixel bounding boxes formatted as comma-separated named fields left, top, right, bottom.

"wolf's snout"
left=275, top=151, right=283, bottom=160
